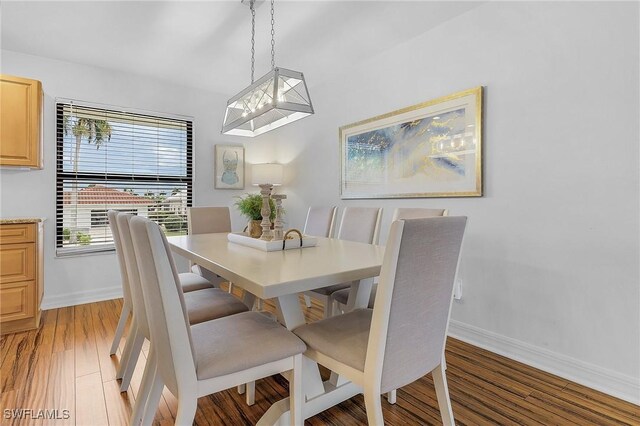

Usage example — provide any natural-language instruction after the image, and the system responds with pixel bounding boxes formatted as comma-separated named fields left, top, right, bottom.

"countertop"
left=0, top=217, right=46, bottom=224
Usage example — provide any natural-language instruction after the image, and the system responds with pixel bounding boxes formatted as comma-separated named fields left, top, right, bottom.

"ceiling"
left=1, top=1, right=482, bottom=96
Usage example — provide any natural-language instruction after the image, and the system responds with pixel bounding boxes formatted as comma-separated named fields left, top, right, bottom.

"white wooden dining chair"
left=328, top=207, right=449, bottom=404
left=304, top=207, right=382, bottom=318
left=294, top=216, right=467, bottom=425
left=303, top=206, right=337, bottom=238
left=111, top=212, right=248, bottom=394
left=187, top=206, right=232, bottom=291
left=130, top=215, right=306, bottom=426
left=301, top=206, right=338, bottom=308
left=330, top=208, right=449, bottom=310
left=108, top=210, right=213, bottom=357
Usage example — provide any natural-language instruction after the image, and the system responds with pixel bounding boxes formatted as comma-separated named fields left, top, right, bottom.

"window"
left=56, top=102, right=193, bottom=256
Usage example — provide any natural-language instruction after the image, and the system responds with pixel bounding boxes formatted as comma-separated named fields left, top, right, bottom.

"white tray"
left=227, top=232, right=318, bottom=252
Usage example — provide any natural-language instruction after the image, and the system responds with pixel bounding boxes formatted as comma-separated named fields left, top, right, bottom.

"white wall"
left=0, top=50, right=262, bottom=307
left=252, top=2, right=640, bottom=402
left=1, top=0, right=638, bottom=404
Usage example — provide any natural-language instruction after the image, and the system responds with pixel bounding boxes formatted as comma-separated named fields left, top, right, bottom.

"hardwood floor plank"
left=2, top=298, right=638, bottom=426
left=562, top=383, right=640, bottom=421
left=0, top=333, right=14, bottom=365
left=76, top=372, right=109, bottom=426
left=45, top=350, right=74, bottom=426
left=0, top=390, right=18, bottom=426
left=446, top=351, right=533, bottom=398
left=447, top=342, right=568, bottom=396
left=16, top=309, right=58, bottom=426
left=103, top=379, right=133, bottom=426
left=0, top=331, right=28, bottom=393
left=90, top=301, right=122, bottom=382
left=448, top=338, right=569, bottom=390
left=52, top=306, right=75, bottom=353
left=74, top=304, right=100, bottom=378
left=525, top=390, right=635, bottom=425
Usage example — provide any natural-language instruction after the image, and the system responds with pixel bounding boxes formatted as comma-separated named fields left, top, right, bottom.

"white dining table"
left=167, top=232, right=385, bottom=425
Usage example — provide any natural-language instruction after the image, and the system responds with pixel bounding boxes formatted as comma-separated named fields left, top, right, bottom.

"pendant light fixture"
left=222, top=0, right=314, bottom=137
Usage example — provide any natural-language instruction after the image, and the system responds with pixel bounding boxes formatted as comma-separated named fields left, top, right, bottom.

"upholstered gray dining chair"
left=294, top=216, right=467, bottom=425
left=108, top=210, right=213, bottom=356
left=304, top=206, right=382, bottom=317
left=301, top=206, right=338, bottom=308
left=110, top=212, right=247, bottom=395
left=130, top=215, right=306, bottom=426
left=187, top=206, right=232, bottom=289
left=330, top=207, right=449, bottom=310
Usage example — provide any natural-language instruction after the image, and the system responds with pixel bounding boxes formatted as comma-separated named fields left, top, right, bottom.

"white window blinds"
left=56, top=102, right=193, bottom=256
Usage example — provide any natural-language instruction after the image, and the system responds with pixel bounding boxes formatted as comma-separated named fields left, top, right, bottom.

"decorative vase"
left=247, top=220, right=262, bottom=238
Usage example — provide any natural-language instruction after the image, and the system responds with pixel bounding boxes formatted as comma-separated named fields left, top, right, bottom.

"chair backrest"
left=303, top=206, right=337, bottom=237
left=187, top=206, right=232, bottom=235
left=392, top=208, right=448, bottom=221
left=337, top=207, right=383, bottom=244
left=107, top=211, right=132, bottom=307
left=130, top=216, right=197, bottom=394
left=115, top=213, right=151, bottom=340
left=365, top=217, right=467, bottom=394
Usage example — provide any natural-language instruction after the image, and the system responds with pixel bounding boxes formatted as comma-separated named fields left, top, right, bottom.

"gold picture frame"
left=339, top=87, right=483, bottom=199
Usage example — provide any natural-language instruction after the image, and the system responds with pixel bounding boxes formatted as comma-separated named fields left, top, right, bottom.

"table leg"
left=259, top=293, right=367, bottom=425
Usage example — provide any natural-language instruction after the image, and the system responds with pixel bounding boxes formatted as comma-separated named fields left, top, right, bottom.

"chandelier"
left=222, top=0, right=314, bottom=137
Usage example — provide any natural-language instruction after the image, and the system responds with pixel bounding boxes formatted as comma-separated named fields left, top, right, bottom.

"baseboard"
left=448, top=320, right=640, bottom=405
left=41, top=286, right=123, bottom=310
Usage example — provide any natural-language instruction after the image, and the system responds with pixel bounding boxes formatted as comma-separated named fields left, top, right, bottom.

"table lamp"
left=252, top=163, right=283, bottom=240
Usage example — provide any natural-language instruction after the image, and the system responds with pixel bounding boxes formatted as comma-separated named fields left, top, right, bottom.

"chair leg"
left=130, top=348, right=156, bottom=426
left=175, top=397, right=198, bottom=426
left=303, top=295, right=312, bottom=308
left=116, top=319, right=138, bottom=379
left=237, top=384, right=246, bottom=395
left=119, top=329, right=145, bottom=392
left=290, top=355, right=303, bottom=426
left=228, top=282, right=233, bottom=293
left=363, top=389, right=384, bottom=426
left=141, top=369, right=165, bottom=426
left=387, top=390, right=397, bottom=404
left=432, top=362, right=454, bottom=426
left=246, top=381, right=256, bottom=406
left=110, top=303, right=130, bottom=355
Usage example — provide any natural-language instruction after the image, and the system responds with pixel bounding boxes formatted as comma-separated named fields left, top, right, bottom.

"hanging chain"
left=270, top=0, right=276, bottom=69
left=250, top=0, right=256, bottom=83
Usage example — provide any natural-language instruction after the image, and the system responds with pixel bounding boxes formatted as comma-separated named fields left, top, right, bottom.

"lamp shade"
left=252, top=163, right=283, bottom=186
left=222, top=67, right=313, bottom=137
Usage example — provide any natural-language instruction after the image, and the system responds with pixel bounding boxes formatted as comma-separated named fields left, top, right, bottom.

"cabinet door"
left=0, top=243, right=36, bottom=284
left=0, top=281, right=35, bottom=322
left=0, top=75, right=42, bottom=168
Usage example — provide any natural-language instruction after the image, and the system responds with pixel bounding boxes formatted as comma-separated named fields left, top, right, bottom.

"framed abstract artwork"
left=214, top=145, right=245, bottom=189
left=340, top=87, right=483, bottom=199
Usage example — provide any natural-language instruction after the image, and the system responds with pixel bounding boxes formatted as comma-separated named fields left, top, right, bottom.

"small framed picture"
left=214, top=145, right=245, bottom=189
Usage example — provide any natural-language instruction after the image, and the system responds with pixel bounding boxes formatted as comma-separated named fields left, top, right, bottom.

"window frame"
left=55, top=100, right=193, bottom=257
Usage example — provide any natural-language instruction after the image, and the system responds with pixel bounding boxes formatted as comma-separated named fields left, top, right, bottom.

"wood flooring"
left=1, top=294, right=638, bottom=425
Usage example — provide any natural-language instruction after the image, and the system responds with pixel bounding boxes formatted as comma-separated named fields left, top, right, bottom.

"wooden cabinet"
left=0, top=75, right=43, bottom=168
left=0, top=221, right=44, bottom=334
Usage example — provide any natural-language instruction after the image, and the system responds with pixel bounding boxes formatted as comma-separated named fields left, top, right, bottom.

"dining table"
left=167, top=232, right=385, bottom=425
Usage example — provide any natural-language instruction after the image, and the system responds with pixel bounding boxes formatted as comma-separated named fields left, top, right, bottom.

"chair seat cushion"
left=179, top=272, right=214, bottom=292
left=332, top=283, right=377, bottom=308
left=184, top=288, right=248, bottom=325
left=192, top=311, right=306, bottom=379
left=293, top=309, right=372, bottom=372
left=309, top=282, right=352, bottom=296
